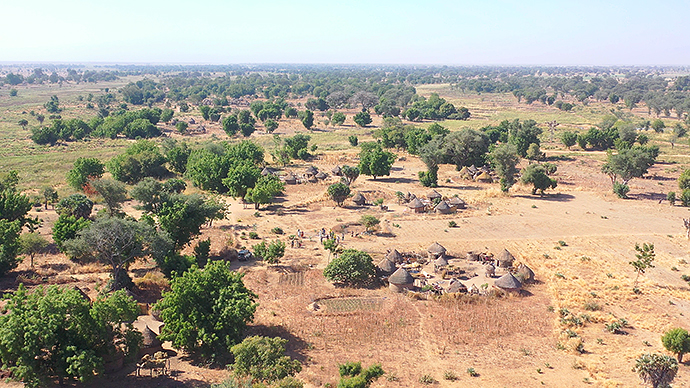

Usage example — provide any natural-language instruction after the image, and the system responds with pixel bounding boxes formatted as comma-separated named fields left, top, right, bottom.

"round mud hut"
left=497, top=249, right=515, bottom=268
left=516, top=263, right=535, bottom=283
left=408, top=198, right=425, bottom=213
left=494, top=272, right=522, bottom=291
left=139, top=325, right=163, bottom=357
left=331, top=166, right=342, bottom=176
left=377, top=257, right=396, bottom=275
left=427, top=242, right=447, bottom=260
left=434, top=256, right=449, bottom=272
left=434, top=200, right=452, bottom=214
left=352, top=192, right=366, bottom=206
left=459, top=166, right=472, bottom=180
left=448, top=197, right=466, bottom=209
left=283, top=174, right=297, bottom=185
left=445, top=280, right=467, bottom=294
left=427, top=190, right=442, bottom=200
left=475, top=171, right=493, bottom=183
left=305, top=166, right=318, bottom=177
left=386, top=249, right=403, bottom=263
left=388, top=267, right=414, bottom=293
left=315, top=171, right=328, bottom=180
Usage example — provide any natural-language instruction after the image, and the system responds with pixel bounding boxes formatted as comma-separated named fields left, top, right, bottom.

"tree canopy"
left=323, top=249, right=376, bottom=287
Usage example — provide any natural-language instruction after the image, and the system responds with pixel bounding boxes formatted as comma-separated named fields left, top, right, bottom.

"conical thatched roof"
left=352, top=192, right=366, bottom=205
left=305, top=166, right=318, bottom=175
left=468, top=165, right=478, bottom=174
left=517, top=264, right=535, bottom=282
left=427, top=190, right=442, bottom=199
left=408, top=198, right=425, bottom=209
left=315, top=171, right=327, bottom=180
left=261, top=167, right=275, bottom=176
left=497, top=249, right=515, bottom=268
left=388, top=267, right=414, bottom=285
left=494, top=272, right=522, bottom=289
left=142, top=325, right=161, bottom=348
left=428, top=242, right=446, bottom=254
left=448, top=197, right=466, bottom=208
left=386, top=249, right=403, bottom=262
left=434, top=256, right=448, bottom=267
left=459, top=166, right=470, bottom=177
left=377, top=258, right=396, bottom=274
left=435, top=200, right=452, bottom=214
left=446, top=280, right=467, bottom=293
left=331, top=166, right=342, bottom=175
left=476, top=171, right=493, bottom=182
left=284, top=174, right=297, bottom=183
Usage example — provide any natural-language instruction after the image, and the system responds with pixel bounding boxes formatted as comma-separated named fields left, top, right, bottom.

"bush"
left=633, top=353, right=678, bottom=388
left=230, top=336, right=302, bottom=383
left=155, top=261, right=258, bottom=361
left=248, top=231, right=259, bottom=239
left=253, top=240, right=286, bottom=264
left=681, top=189, right=690, bottom=207
left=661, top=328, right=690, bottom=362
left=272, top=227, right=284, bottom=234
left=348, top=135, right=358, bottom=147
left=448, top=221, right=457, bottom=228
left=668, top=191, right=676, bottom=205
left=337, top=362, right=384, bottom=388
left=612, top=182, right=630, bottom=199
left=679, top=169, right=690, bottom=190
left=419, top=374, right=435, bottom=384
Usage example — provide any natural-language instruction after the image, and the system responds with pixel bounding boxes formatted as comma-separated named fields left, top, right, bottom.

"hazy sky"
left=1, top=0, right=689, bottom=65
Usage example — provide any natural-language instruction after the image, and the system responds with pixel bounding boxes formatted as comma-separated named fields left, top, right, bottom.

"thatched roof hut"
left=388, top=267, right=414, bottom=293
left=497, top=249, right=515, bottom=268
left=352, top=192, right=366, bottom=206
left=427, top=242, right=446, bottom=259
left=377, top=258, right=396, bottom=274
left=283, top=174, right=297, bottom=185
left=475, top=171, right=493, bottom=183
left=305, top=166, right=318, bottom=176
left=516, top=263, right=535, bottom=283
left=427, top=190, right=442, bottom=200
left=386, top=249, right=403, bottom=263
left=435, top=200, right=452, bottom=214
left=315, top=171, right=327, bottom=180
left=331, top=166, right=342, bottom=176
left=408, top=198, right=425, bottom=213
left=459, top=166, right=472, bottom=179
left=446, top=280, right=467, bottom=294
left=139, top=325, right=163, bottom=356
left=434, top=256, right=448, bottom=268
left=448, top=197, right=466, bottom=209
left=494, top=272, right=522, bottom=290
left=467, top=165, right=479, bottom=175
left=261, top=167, right=276, bottom=176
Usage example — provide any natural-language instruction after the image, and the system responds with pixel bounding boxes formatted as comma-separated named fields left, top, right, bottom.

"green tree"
left=17, top=119, right=28, bottom=130
left=130, top=178, right=167, bottom=213
left=353, top=110, right=372, bottom=127
left=108, top=140, right=168, bottom=184
left=41, top=186, right=58, bottom=209
left=602, top=146, right=658, bottom=194
left=252, top=240, right=286, bottom=264
left=222, top=115, right=239, bottom=136
left=264, top=119, right=279, bottom=133
left=630, top=242, right=655, bottom=288
left=358, top=143, right=396, bottom=179
left=678, top=169, right=690, bottom=190
left=332, top=111, right=346, bottom=126
left=157, top=194, right=225, bottom=250
left=341, top=165, right=360, bottom=185
left=489, top=143, right=520, bottom=192
left=51, top=215, right=91, bottom=252
left=156, top=261, right=258, bottom=361
left=633, top=353, right=678, bottom=388
left=441, top=129, right=490, bottom=170
left=238, top=110, right=256, bottom=137
left=284, top=134, right=311, bottom=160
left=323, top=249, right=376, bottom=287
left=89, top=178, right=127, bottom=216
left=66, top=157, right=105, bottom=191
left=56, top=194, right=93, bottom=219
left=185, top=148, right=232, bottom=192
left=360, top=215, right=380, bottom=233
left=18, top=233, right=48, bottom=267
left=521, top=164, right=557, bottom=195
left=0, top=285, right=141, bottom=388
left=560, top=131, right=578, bottom=149
left=661, top=328, right=690, bottom=362
left=222, top=162, right=262, bottom=199
left=231, top=336, right=301, bottom=383
left=244, top=175, right=284, bottom=210
left=348, top=135, right=358, bottom=147
left=64, top=216, right=172, bottom=290
left=327, top=183, right=351, bottom=207
left=301, top=110, right=314, bottom=130
left=337, top=362, right=384, bottom=388
left=175, top=121, right=188, bottom=134
left=163, top=140, right=191, bottom=174
left=122, top=118, right=161, bottom=139
left=160, top=108, right=174, bottom=123
left=199, top=105, right=211, bottom=120
left=651, top=119, right=666, bottom=133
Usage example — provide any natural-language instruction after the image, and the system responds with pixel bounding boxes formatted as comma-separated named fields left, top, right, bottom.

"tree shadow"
left=514, top=193, right=575, bottom=202
left=369, top=177, right=417, bottom=184
left=630, top=192, right=667, bottom=202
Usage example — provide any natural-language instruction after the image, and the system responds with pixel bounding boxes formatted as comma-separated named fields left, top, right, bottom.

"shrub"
left=418, top=374, right=435, bottom=384
left=248, top=231, right=259, bottom=239
left=661, top=328, right=690, bottom=362
left=348, top=135, right=358, bottom=147
left=323, top=249, right=376, bottom=287
left=633, top=353, right=678, bottom=388
left=668, top=191, right=676, bottom=205
left=583, top=301, right=601, bottom=311
left=443, top=370, right=458, bottom=381
left=253, top=240, right=286, bottom=264
left=230, top=336, right=302, bottom=383
left=448, top=221, right=457, bottom=228
left=271, top=227, right=284, bottom=235
left=612, top=182, right=630, bottom=198
left=467, top=368, right=478, bottom=377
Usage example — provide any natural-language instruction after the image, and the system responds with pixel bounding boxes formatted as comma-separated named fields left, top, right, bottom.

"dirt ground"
left=3, top=144, right=690, bottom=388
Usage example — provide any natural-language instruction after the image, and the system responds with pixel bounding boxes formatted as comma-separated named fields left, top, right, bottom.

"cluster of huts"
left=376, top=244, right=535, bottom=296
left=459, top=165, right=494, bottom=183
left=273, top=165, right=329, bottom=185
left=403, top=190, right=467, bottom=214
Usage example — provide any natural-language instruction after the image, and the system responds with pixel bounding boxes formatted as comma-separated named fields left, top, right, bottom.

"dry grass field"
left=2, top=78, right=690, bottom=387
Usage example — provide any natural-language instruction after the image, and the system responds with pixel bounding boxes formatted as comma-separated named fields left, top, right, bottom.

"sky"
left=1, top=0, right=689, bottom=65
